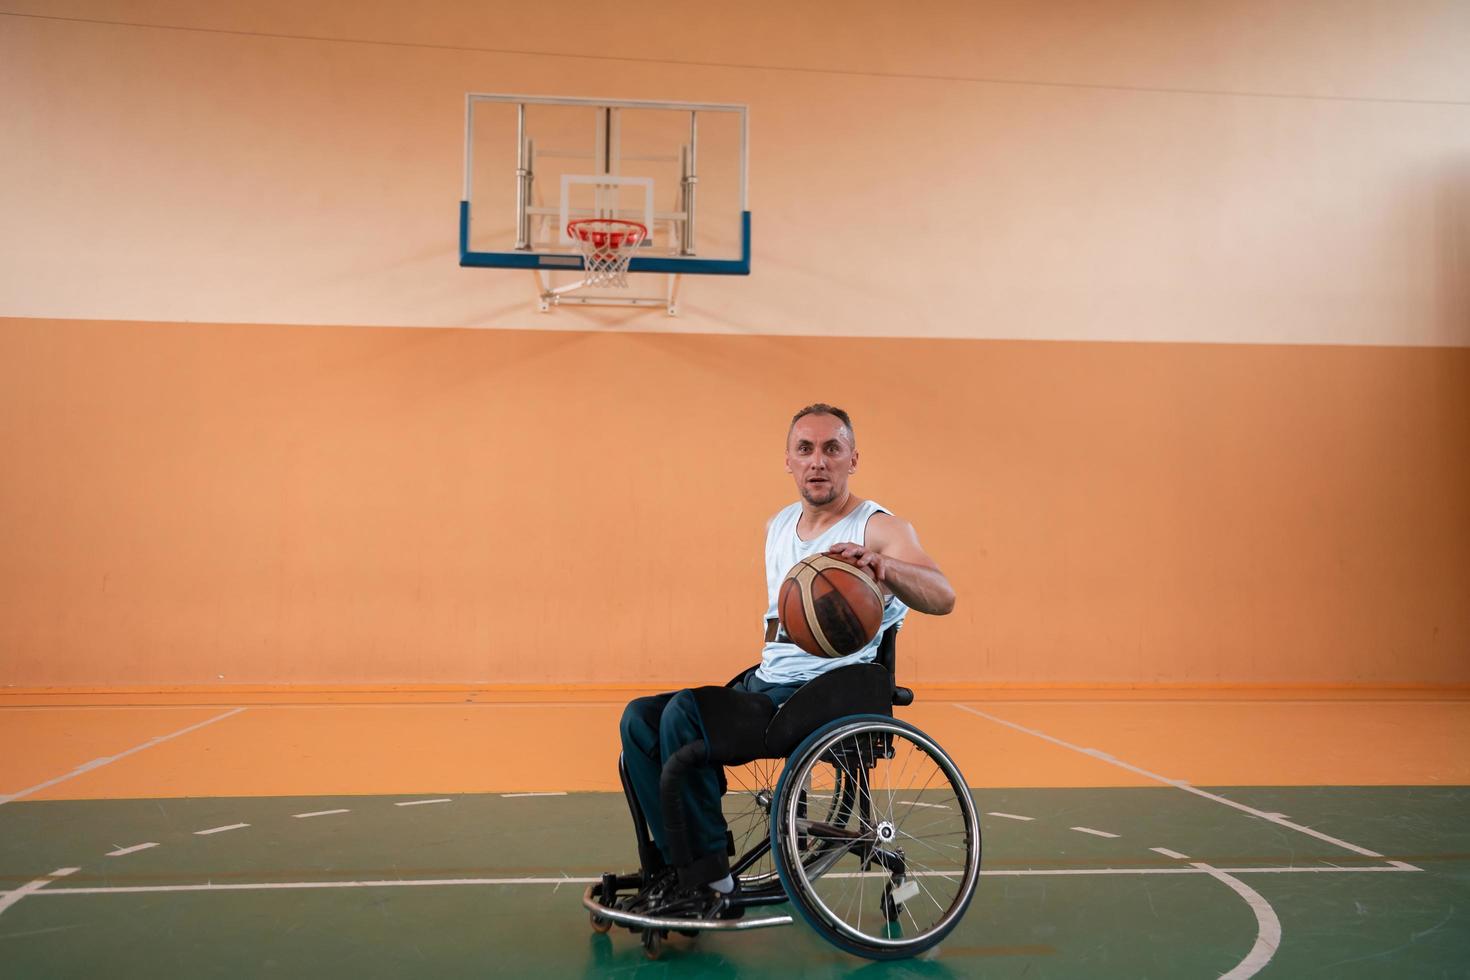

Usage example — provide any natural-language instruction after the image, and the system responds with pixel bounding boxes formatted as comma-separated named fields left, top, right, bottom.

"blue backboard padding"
left=459, top=203, right=751, bottom=276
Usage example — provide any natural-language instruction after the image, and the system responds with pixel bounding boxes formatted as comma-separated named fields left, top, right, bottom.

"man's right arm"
left=826, top=514, right=956, bottom=616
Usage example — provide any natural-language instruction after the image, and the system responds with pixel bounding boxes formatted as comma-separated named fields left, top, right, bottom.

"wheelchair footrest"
left=583, top=884, right=792, bottom=932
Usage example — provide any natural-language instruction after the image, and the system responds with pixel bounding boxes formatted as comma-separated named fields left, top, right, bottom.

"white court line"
left=1151, top=846, right=1191, bottom=860
left=194, top=823, right=249, bottom=836
left=1197, top=862, right=1282, bottom=979
left=896, top=800, right=950, bottom=809
left=106, top=843, right=159, bottom=857
left=954, top=703, right=1388, bottom=859
left=395, top=798, right=452, bottom=807
left=9, top=697, right=1465, bottom=712
left=0, top=868, right=78, bottom=919
left=0, top=707, right=246, bottom=806
left=986, top=811, right=1034, bottom=821
left=944, top=866, right=1414, bottom=878
left=20, top=863, right=1419, bottom=899
left=1071, top=826, right=1120, bottom=839
left=293, top=809, right=350, bottom=819
left=500, top=792, right=567, bottom=798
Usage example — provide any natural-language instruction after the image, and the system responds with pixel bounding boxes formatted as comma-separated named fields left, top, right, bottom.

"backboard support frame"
left=459, top=93, right=750, bottom=316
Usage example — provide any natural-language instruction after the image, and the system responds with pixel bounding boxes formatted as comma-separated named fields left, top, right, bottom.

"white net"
left=567, top=219, right=648, bottom=288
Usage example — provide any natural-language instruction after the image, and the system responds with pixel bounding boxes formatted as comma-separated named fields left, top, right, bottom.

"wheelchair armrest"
left=892, top=686, right=914, bottom=707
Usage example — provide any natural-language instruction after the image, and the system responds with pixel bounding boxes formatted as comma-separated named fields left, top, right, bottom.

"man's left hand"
left=826, top=542, right=889, bottom=583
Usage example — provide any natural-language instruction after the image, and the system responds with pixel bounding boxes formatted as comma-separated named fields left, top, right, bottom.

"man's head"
left=786, top=404, right=858, bottom=506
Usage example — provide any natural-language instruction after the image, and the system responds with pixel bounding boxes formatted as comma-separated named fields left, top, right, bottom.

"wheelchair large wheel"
left=771, top=714, right=982, bottom=960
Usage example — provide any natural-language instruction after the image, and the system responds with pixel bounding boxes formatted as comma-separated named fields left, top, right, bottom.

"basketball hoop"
left=567, top=219, right=647, bottom=288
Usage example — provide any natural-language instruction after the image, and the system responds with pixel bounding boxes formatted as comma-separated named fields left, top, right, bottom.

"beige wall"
left=2, top=1, right=1466, bottom=343
left=1, top=3, right=1468, bottom=688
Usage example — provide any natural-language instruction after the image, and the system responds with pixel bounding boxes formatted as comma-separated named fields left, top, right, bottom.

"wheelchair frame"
left=584, top=626, right=983, bottom=960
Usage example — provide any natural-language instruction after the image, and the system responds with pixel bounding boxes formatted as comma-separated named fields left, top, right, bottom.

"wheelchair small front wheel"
left=771, top=714, right=982, bottom=961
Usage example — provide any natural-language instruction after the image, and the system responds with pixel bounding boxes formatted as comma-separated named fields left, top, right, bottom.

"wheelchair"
left=584, top=627, right=982, bottom=961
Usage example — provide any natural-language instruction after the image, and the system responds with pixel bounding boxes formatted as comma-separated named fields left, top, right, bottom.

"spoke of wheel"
left=898, top=810, right=970, bottom=837
left=879, top=737, right=923, bottom=821
left=895, top=759, right=945, bottom=833
left=726, top=763, right=769, bottom=799
left=894, top=838, right=966, bottom=875
left=804, top=834, right=860, bottom=880
left=887, top=811, right=970, bottom=834
left=898, top=855, right=963, bottom=890
left=726, top=799, right=761, bottom=841
left=883, top=736, right=919, bottom=821
left=840, top=846, right=863, bottom=923
left=895, top=852, right=963, bottom=909
left=724, top=762, right=778, bottom=879
left=895, top=837, right=967, bottom=872
left=887, top=828, right=970, bottom=858
left=875, top=736, right=899, bottom=822
left=913, top=871, right=949, bottom=915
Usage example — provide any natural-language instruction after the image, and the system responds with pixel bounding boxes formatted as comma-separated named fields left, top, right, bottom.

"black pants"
left=618, top=670, right=802, bottom=886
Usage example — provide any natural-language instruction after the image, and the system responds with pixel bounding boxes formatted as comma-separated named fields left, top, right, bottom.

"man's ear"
left=849, top=450, right=859, bottom=472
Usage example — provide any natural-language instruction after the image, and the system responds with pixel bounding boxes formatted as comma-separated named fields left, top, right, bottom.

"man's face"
left=786, top=413, right=858, bottom=506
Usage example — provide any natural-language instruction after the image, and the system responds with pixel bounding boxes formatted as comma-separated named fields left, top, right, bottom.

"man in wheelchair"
left=615, top=403, right=957, bottom=925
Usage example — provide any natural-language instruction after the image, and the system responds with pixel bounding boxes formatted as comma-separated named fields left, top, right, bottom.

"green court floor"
left=2, top=786, right=1466, bottom=977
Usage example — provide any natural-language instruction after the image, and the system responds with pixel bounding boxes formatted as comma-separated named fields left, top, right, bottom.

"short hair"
left=788, top=403, right=855, bottom=447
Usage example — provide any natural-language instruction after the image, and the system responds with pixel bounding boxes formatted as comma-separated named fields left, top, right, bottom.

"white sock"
left=708, top=874, right=734, bottom=894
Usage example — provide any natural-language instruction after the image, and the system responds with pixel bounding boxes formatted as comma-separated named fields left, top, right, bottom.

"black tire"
left=770, top=715, right=982, bottom=960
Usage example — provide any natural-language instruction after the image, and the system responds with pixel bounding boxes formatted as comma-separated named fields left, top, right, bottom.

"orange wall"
left=2, top=316, right=1466, bottom=687
left=2, top=4, right=1468, bottom=688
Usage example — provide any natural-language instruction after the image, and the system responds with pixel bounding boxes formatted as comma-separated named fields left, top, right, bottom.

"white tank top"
left=757, top=499, right=909, bottom=684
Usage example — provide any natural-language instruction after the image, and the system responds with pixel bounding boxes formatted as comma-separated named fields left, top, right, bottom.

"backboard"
left=459, top=94, right=750, bottom=300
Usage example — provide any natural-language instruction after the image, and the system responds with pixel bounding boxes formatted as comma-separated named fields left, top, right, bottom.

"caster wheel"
left=590, top=911, right=612, bottom=934
left=642, top=928, right=664, bottom=959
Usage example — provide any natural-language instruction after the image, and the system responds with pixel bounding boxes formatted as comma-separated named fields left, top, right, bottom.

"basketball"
left=778, top=554, right=885, bottom=658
